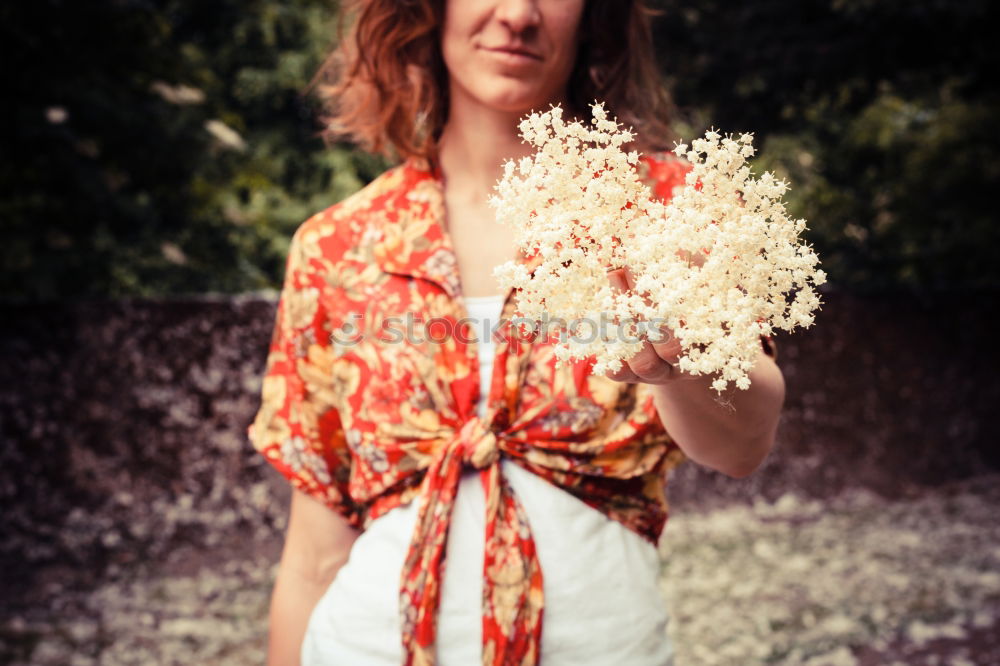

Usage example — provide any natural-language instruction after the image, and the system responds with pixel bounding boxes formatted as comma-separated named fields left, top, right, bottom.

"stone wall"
left=2, top=290, right=997, bottom=607
left=666, top=290, right=1000, bottom=510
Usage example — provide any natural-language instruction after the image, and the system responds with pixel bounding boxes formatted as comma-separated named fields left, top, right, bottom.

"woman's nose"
left=494, top=0, right=541, bottom=34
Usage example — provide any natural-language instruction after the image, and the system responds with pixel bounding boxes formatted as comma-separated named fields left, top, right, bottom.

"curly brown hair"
left=309, top=0, right=676, bottom=162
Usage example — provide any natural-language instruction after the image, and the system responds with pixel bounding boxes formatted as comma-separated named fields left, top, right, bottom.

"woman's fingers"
left=617, top=265, right=682, bottom=365
left=606, top=267, right=679, bottom=383
left=646, top=323, right=682, bottom=366
left=604, top=361, right=643, bottom=383
left=623, top=343, right=676, bottom=383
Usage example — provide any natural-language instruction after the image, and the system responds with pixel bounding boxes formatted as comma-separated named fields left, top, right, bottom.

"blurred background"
left=1, top=1, right=998, bottom=664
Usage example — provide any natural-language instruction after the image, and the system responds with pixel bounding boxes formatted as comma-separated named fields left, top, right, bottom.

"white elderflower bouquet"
left=489, top=102, right=826, bottom=393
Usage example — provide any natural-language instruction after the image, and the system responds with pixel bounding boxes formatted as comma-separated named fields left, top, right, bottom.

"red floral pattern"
left=247, top=152, right=776, bottom=665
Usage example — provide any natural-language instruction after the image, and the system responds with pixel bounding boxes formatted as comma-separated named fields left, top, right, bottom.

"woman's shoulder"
left=291, top=160, right=430, bottom=261
left=304, top=162, right=414, bottom=228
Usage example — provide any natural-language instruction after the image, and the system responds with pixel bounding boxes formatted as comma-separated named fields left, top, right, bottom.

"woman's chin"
left=475, top=88, right=564, bottom=116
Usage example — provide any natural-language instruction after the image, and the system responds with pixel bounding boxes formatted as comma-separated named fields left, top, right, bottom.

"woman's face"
left=441, top=0, right=586, bottom=116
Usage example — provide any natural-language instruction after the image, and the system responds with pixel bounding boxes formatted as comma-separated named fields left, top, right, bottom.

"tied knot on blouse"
left=457, top=416, right=500, bottom=469
left=402, top=410, right=545, bottom=666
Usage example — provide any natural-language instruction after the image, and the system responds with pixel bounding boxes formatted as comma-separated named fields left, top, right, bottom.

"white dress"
left=301, top=294, right=676, bottom=665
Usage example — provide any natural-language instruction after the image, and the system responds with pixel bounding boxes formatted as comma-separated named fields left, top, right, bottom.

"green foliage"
left=0, top=0, right=387, bottom=302
left=654, top=0, right=1000, bottom=292
left=754, top=91, right=1000, bottom=291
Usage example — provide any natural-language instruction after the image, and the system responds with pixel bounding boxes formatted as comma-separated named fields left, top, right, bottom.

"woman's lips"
left=483, top=46, right=543, bottom=65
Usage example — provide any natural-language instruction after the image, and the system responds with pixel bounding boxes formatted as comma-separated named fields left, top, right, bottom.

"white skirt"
left=302, top=459, right=676, bottom=665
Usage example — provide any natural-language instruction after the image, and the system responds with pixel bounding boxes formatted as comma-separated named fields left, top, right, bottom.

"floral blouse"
left=247, top=152, right=776, bottom=665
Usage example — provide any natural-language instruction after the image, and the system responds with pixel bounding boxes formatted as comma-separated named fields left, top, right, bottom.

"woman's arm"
left=649, top=349, right=785, bottom=478
left=267, top=488, right=361, bottom=666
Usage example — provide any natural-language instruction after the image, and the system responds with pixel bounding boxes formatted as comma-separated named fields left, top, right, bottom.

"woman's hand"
left=603, top=265, right=690, bottom=385
left=602, top=265, right=785, bottom=480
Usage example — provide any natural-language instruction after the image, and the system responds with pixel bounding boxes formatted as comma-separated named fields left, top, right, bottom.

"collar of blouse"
left=371, top=156, right=545, bottom=304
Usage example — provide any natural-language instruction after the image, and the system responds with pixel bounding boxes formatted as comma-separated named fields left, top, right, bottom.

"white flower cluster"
left=489, top=102, right=827, bottom=392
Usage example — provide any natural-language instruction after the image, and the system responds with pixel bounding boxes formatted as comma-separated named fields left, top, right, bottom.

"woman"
left=247, top=0, right=786, bottom=664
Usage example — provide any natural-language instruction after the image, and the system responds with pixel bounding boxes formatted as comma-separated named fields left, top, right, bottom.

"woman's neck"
left=436, top=72, right=579, bottom=202
left=436, top=104, right=530, bottom=208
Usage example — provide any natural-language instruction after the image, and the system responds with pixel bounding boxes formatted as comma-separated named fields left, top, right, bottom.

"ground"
left=2, top=475, right=998, bottom=665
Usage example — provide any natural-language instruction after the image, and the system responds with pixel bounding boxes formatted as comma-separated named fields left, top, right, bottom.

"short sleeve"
left=247, top=224, right=363, bottom=529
